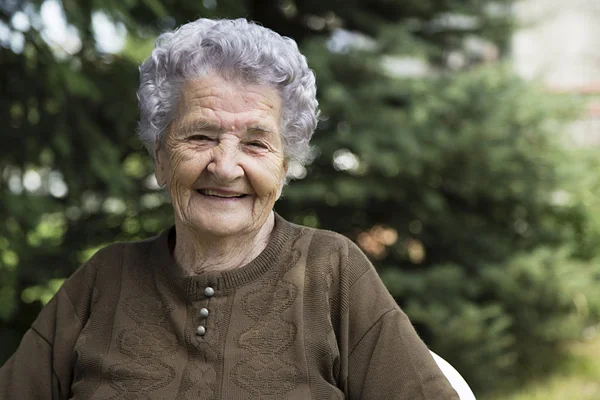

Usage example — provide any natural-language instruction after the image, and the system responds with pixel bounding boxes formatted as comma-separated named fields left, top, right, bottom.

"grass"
left=484, top=334, right=600, bottom=400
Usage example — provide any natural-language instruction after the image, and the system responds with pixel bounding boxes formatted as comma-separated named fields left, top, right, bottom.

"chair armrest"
left=430, top=351, right=476, bottom=400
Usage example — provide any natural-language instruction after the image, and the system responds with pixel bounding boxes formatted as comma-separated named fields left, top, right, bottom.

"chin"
left=188, top=214, right=255, bottom=238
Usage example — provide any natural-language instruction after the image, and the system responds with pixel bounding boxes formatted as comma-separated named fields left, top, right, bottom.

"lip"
left=196, top=188, right=250, bottom=199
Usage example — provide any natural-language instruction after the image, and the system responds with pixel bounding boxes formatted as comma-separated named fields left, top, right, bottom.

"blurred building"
left=512, top=0, right=600, bottom=146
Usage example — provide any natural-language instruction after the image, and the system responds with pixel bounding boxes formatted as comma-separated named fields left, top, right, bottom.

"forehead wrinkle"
left=187, top=109, right=279, bottom=133
left=173, top=75, right=283, bottom=141
left=178, top=118, right=222, bottom=133
left=184, top=77, right=281, bottom=113
left=180, top=99, right=277, bottom=124
left=190, top=100, right=279, bottom=120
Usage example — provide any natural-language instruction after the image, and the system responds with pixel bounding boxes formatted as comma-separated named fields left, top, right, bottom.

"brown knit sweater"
left=0, top=214, right=459, bottom=399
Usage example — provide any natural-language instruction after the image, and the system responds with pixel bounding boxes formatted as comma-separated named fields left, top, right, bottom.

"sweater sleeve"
left=0, top=256, right=101, bottom=400
left=343, top=243, right=459, bottom=400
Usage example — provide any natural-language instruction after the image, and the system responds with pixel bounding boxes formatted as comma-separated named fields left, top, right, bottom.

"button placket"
left=196, top=286, right=215, bottom=338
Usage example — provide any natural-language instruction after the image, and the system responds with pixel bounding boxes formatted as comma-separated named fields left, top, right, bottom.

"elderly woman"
left=0, top=18, right=458, bottom=399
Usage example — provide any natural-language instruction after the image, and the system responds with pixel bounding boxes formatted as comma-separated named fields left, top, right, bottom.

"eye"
left=188, top=134, right=215, bottom=142
left=247, top=141, right=268, bottom=149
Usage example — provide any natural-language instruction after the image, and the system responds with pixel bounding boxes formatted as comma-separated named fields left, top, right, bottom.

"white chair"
left=430, top=351, right=476, bottom=400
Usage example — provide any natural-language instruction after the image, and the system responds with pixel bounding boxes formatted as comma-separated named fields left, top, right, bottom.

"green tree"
left=1, top=0, right=598, bottom=395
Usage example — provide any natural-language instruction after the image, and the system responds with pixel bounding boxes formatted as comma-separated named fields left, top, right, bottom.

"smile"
left=197, top=189, right=248, bottom=198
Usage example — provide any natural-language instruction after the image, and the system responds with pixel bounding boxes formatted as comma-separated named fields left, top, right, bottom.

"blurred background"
left=2, top=0, right=600, bottom=398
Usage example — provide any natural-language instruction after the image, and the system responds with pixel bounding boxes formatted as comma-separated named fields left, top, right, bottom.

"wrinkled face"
left=154, top=72, right=287, bottom=238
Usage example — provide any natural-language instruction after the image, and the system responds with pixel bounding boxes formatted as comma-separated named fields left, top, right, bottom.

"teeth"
left=200, top=189, right=244, bottom=198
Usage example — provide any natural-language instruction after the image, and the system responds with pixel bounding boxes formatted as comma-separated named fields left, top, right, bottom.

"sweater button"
left=204, top=287, right=215, bottom=297
left=196, top=325, right=206, bottom=336
left=199, top=308, right=209, bottom=318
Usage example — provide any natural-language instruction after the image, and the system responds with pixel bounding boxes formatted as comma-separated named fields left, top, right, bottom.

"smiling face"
left=154, top=72, right=287, bottom=238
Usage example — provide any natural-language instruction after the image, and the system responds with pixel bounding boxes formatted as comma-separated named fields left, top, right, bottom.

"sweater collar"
left=151, top=212, right=298, bottom=300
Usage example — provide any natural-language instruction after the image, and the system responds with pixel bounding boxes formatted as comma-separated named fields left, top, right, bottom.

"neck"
left=173, top=212, right=275, bottom=275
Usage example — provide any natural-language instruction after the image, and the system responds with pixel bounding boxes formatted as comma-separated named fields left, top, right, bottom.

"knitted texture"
left=0, top=214, right=458, bottom=399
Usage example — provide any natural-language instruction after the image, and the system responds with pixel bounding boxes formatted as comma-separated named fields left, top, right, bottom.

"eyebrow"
left=179, top=119, right=278, bottom=136
left=178, top=119, right=222, bottom=133
left=247, top=125, right=278, bottom=135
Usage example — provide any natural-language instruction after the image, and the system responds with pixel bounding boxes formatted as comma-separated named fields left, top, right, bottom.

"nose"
left=206, top=142, right=244, bottom=182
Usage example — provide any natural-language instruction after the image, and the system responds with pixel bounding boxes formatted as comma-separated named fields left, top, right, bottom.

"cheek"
left=247, top=157, right=285, bottom=199
left=168, top=148, right=209, bottom=186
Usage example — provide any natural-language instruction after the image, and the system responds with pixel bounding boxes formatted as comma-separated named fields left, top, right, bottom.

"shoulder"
left=284, top=219, right=354, bottom=249
left=292, top=224, right=373, bottom=284
left=82, top=228, right=168, bottom=272
left=61, top=229, right=169, bottom=309
left=290, top=223, right=355, bottom=256
left=69, top=236, right=146, bottom=282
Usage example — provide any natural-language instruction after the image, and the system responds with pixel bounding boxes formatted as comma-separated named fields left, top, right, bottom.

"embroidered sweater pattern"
left=0, top=215, right=458, bottom=399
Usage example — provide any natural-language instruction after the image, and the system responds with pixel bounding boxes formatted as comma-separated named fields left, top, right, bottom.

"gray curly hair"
left=137, top=18, right=319, bottom=171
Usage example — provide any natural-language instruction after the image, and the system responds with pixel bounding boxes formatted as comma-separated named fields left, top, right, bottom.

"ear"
left=154, top=141, right=167, bottom=187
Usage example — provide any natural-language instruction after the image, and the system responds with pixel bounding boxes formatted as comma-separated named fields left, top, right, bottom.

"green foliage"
left=555, top=148, right=600, bottom=260
left=2, top=0, right=599, bottom=396
left=482, top=336, right=600, bottom=400
left=382, top=248, right=600, bottom=393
